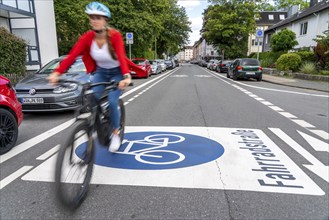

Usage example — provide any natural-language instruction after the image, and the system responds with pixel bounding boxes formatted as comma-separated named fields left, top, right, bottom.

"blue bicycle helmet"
left=85, top=2, right=111, bottom=18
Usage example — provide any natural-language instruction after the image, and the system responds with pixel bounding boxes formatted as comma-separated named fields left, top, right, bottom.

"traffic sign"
left=126, top=32, right=133, bottom=44
left=256, top=29, right=263, bottom=38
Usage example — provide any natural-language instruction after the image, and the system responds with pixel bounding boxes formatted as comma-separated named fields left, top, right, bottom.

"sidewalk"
left=262, top=74, right=329, bottom=92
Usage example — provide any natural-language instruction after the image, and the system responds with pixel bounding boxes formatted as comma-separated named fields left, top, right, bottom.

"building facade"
left=247, top=11, right=288, bottom=55
left=0, top=0, right=58, bottom=70
left=263, top=0, right=329, bottom=52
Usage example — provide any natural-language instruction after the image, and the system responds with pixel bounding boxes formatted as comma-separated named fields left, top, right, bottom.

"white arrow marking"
left=269, top=128, right=329, bottom=182
left=298, top=131, right=329, bottom=153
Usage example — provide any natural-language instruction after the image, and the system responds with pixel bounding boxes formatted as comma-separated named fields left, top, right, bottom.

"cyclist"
left=48, top=1, right=132, bottom=152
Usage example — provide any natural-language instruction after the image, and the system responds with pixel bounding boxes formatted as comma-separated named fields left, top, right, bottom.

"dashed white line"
left=278, top=112, right=298, bottom=119
left=292, top=119, right=316, bottom=128
left=0, top=166, right=33, bottom=190
left=309, top=130, right=329, bottom=140
left=268, top=106, right=284, bottom=112
left=261, top=101, right=274, bottom=106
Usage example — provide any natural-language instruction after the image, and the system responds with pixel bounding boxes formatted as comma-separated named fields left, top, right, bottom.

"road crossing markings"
left=0, top=119, right=75, bottom=164
left=195, top=75, right=212, bottom=78
left=170, top=75, right=188, bottom=77
left=269, top=128, right=329, bottom=183
left=0, top=166, right=33, bottom=190
left=205, top=69, right=329, bottom=140
left=298, top=131, right=329, bottom=152
left=36, top=145, right=60, bottom=161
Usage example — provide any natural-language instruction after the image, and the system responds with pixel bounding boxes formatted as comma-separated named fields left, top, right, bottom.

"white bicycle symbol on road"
left=115, top=134, right=186, bottom=165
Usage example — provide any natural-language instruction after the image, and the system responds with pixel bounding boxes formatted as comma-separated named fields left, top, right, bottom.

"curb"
left=262, top=78, right=329, bottom=93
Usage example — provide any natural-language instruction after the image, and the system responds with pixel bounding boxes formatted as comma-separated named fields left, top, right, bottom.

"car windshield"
left=36, top=59, right=86, bottom=74
left=132, top=60, right=145, bottom=65
left=241, top=59, right=260, bottom=66
left=165, top=60, right=172, bottom=64
left=149, top=61, right=157, bottom=65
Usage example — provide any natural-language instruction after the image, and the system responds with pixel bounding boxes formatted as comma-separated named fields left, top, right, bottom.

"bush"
left=314, top=32, right=329, bottom=69
left=295, top=51, right=316, bottom=62
left=320, top=70, right=329, bottom=75
left=252, top=51, right=284, bottom=67
left=0, top=27, right=26, bottom=81
left=300, top=62, right=317, bottom=74
left=276, top=53, right=301, bottom=71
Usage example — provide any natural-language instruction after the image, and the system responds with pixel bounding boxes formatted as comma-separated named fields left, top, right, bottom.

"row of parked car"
left=194, top=58, right=263, bottom=82
left=0, top=56, right=181, bottom=153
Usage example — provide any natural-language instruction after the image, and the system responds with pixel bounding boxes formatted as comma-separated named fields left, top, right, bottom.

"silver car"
left=15, top=56, right=89, bottom=112
left=149, top=60, right=162, bottom=75
left=156, top=59, right=167, bottom=72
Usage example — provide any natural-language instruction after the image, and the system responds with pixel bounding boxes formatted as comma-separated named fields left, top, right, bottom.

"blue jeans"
left=90, top=66, right=123, bottom=129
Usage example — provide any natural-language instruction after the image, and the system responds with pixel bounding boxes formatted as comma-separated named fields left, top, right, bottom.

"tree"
left=54, top=0, right=191, bottom=58
left=202, top=1, right=258, bottom=58
left=274, top=0, right=310, bottom=10
left=270, top=29, right=298, bottom=52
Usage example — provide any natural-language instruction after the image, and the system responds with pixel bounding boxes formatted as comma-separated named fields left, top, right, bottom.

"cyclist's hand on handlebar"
left=47, top=71, right=61, bottom=85
left=119, top=78, right=131, bottom=90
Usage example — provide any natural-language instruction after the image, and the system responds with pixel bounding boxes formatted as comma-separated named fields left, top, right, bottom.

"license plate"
left=246, top=72, right=255, bottom=75
left=130, top=71, right=136, bottom=75
left=22, top=98, right=44, bottom=104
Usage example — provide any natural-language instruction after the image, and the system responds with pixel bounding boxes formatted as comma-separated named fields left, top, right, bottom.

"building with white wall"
left=0, top=0, right=58, bottom=70
left=263, top=0, right=329, bottom=52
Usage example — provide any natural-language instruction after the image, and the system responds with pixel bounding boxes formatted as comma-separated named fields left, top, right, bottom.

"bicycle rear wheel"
left=54, top=119, right=94, bottom=210
left=118, top=99, right=125, bottom=143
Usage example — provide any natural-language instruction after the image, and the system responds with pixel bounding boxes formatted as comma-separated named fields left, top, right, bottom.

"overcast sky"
left=177, top=0, right=209, bottom=46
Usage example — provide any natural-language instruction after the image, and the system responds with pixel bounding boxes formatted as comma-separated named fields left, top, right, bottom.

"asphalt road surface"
left=1, top=64, right=328, bottom=220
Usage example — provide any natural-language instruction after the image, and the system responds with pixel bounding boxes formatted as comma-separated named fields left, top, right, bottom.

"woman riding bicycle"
left=48, top=1, right=132, bottom=152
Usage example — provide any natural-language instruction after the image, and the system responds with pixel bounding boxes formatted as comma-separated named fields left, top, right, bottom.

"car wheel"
left=233, top=74, right=238, bottom=81
left=257, top=75, right=262, bottom=81
left=0, top=108, right=18, bottom=155
left=227, top=73, right=230, bottom=78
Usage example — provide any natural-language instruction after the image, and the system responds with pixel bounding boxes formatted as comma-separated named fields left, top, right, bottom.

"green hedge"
left=294, top=51, right=316, bottom=62
left=0, top=27, right=26, bottom=81
left=276, top=53, right=302, bottom=71
left=251, top=51, right=285, bottom=67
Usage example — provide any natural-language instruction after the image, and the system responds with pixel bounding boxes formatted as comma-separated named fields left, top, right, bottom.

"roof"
left=265, top=0, right=329, bottom=32
left=256, top=11, right=288, bottom=26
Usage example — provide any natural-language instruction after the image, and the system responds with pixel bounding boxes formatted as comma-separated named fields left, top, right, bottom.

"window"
left=280, top=14, right=285, bottom=20
left=300, top=22, right=308, bottom=35
left=269, top=14, right=274, bottom=20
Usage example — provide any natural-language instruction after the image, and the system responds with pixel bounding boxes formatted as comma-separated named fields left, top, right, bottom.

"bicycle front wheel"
left=54, top=119, right=95, bottom=210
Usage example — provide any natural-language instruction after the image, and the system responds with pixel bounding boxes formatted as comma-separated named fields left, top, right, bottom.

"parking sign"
left=126, top=32, right=133, bottom=44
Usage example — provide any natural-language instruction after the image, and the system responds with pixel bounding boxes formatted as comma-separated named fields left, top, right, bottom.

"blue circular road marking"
left=76, top=132, right=225, bottom=170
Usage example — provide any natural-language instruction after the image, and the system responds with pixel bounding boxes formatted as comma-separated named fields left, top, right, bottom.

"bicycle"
left=54, top=79, right=125, bottom=210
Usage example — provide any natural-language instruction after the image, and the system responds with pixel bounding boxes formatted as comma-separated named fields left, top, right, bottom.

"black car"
left=227, top=58, right=262, bottom=81
left=217, top=60, right=233, bottom=73
left=15, top=56, right=90, bottom=112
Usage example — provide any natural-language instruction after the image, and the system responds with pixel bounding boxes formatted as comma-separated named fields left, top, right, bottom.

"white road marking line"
left=0, top=166, right=33, bottom=190
left=308, top=129, right=329, bottom=141
left=0, top=119, right=75, bottom=164
left=128, top=98, right=134, bottom=102
left=269, top=128, right=328, bottom=182
left=278, top=112, right=298, bottom=119
left=261, top=101, right=274, bottom=106
left=36, top=145, right=60, bottom=160
left=124, top=102, right=129, bottom=105
left=204, top=68, right=329, bottom=98
left=249, top=94, right=258, bottom=98
left=268, top=106, right=284, bottom=112
left=133, top=95, right=139, bottom=98
left=298, top=131, right=329, bottom=152
left=292, top=119, right=316, bottom=128
left=206, top=69, right=326, bottom=135
left=120, top=68, right=179, bottom=98
left=244, top=91, right=252, bottom=95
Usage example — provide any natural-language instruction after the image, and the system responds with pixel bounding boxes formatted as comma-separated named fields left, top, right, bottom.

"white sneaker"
left=109, top=134, right=121, bottom=153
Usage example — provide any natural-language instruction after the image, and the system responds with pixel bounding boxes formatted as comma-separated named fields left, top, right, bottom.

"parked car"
left=207, top=60, right=215, bottom=69
left=149, top=60, right=162, bottom=75
left=210, top=60, right=220, bottom=71
left=0, top=76, right=23, bottom=154
left=131, top=58, right=152, bottom=78
left=164, top=59, right=174, bottom=69
left=227, top=58, right=262, bottom=81
left=217, top=60, right=233, bottom=73
left=15, top=56, right=90, bottom=112
left=156, top=59, right=167, bottom=72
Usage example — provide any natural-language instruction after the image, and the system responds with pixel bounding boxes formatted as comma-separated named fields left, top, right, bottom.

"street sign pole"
left=126, top=32, right=133, bottom=60
left=255, top=29, right=263, bottom=61
left=257, top=38, right=260, bottom=61
left=129, top=44, right=131, bottom=60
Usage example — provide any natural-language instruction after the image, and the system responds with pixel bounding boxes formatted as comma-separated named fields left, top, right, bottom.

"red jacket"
left=55, top=29, right=133, bottom=75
